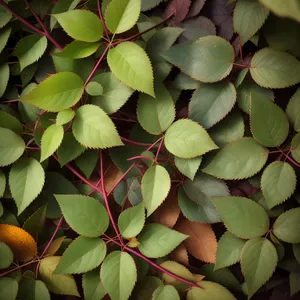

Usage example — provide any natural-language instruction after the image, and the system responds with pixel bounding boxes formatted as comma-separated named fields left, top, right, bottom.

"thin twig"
left=0, top=260, right=40, bottom=278
left=97, top=0, right=109, bottom=40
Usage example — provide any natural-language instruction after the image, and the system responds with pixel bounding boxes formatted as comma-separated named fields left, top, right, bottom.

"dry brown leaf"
left=152, top=188, right=180, bottom=228
left=175, top=220, right=217, bottom=263
left=45, top=236, right=66, bottom=257
left=170, top=243, right=189, bottom=265
left=0, top=224, right=37, bottom=262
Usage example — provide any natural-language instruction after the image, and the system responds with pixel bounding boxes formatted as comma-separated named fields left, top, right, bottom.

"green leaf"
left=209, top=110, right=245, bottom=147
left=286, top=88, right=300, bottom=132
left=141, top=165, right=171, bottom=216
left=152, top=285, right=180, bottom=300
left=187, top=281, right=236, bottom=300
left=39, top=256, right=79, bottom=296
left=203, top=137, right=268, bottom=180
left=290, top=273, right=300, bottom=296
left=0, top=128, right=25, bottom=167
left=9, top=158, right=45, bottom=214
left=23, top=204, right=47, bottom=237
left=171, top=73, right=200, bottom=90
left=40, top=124, right=64, bottom=162
left=261, top=161, right=296, bottom=209
left=137, top=83, right=175, bottom=135
left=0, top=110, right=23, bottom=134
left=55, top=41, right=99, bottom=59
left=211, top=196, right=269, bottom=239
left=107, top=42, right=154, bottom=96
left=83, top=269, right=106, bottom=300
left=273, top=208, right=300, bottom=243
left=57, top=133, right=85, bottom=166
left=0, top=242, right=13, bottom=269
left=14, top=35, right=47, bottom=71
left=162, top=36, right=234, bottom=83
left=56, top=109, right=75, bottom=126
left=17, top=279, right=50, bottom=300
left=233, top=0, right=269, bottom=44
left=53, top=10, right=103, bottom=42
left=100, top=251, right=137, bottom=300
left=91, top=72, right=133, bottom=115
left=175, top=156, right=202, bottom=181
left=241, top=237, right=278, bottom=298
left=0, top=277, right=18, bottom=300
left=0, top=27, right=11, bottom=54
left=72, top=104, right=123, bottom=148
left=250, top=94, right=289, bottom=147
left=105, top=0, right=141, bottom=34
left=0, top=7, right=12, bottom=28
left=0, top=63, right=9, bottom=98
left=165, top=119, right=218, bottom=159
left=20, top=72, right=84, bottom=112
left=138, top=224, right=188, bottom=258
left=215, top=232, right=246, bottom=270
left=85, top=82, right=103, bottom=96
left=292, top=132, right=300, bottom=163
left=118, top=203, right=145, bottom=238
left=141, top=0, right=163, bottom=11
left=75, top=150, right=98, bottom=178
left=0, top=170, right=6, bottom=198
left=55, top=194, right=109, bottom=237
left=55, top=236, right=106, bottom=274
left=259, top=0, right=300, bottom=22
left=250, top=48, right=300, bottom=88
left=189, top=82, right=236, bottom=129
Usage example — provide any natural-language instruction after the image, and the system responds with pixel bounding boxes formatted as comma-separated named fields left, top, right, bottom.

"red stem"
left=97, top=0, right=109, bottom=40
left=155, top=138, right=164, bottom=161
left=0, top=260, right=40, bottom=278
left=128, top=155, right=155, bottom=162
left=121, top=136, right=153, bottom=147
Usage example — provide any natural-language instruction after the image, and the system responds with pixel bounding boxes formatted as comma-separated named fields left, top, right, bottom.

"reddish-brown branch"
left=97, top=0, right=109, bottom=40
left=0, top=260, right=41, bottom=278
left=121, top=136, right=153, bottom=147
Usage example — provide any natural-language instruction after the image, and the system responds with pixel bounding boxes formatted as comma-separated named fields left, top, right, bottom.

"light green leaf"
left=55, top=237, right=106, bottom=274
left=273, top=208, right=300, bottom=243
left=40, top=124, right=64, bottom=162
left=39, top=256, right=79, bottom=296
left=72, top=104, right=123, bottom=148
left=17, top=279, right=50, bottom=300
left=290, top=273, right=300, bottom=296
left=250, top=48, right=300, bottom=88
left=165, top=119, right=218, bottom=159
left=0, top=110, right=23, bottom=134
left=83, top=269, right=106, bottom=300
left=57, top=133, right=85, bottom=166
left=107, top=42, right=154, bottom=96
left=292, top=132, right=300, bottom=163
left=91, top=72, right=133, bottom=115
left=55, top=41, right=99, bottom=59
left=105, top=0, right=141, bottom=34
left=0, top=7, right=12, bottom=28
left=209, top=110, right=245, bottom=146
left=203, top=137, right=268, bottom=180
left=0, top=128, right=25, bottom=167
left=20, top=72, right=84, bottom=112
left=0, top=170, right=6, bottom=198
left=187, top=281, right=236, bottom=300
left=14, top=35, right=47, bottom=71
left=54, top=10, right=103, bottom=42
left=100, top=251, right=137, bottom=300
left=286, top=88, right=300, bottom=132
left=85, top=82, right=103, bottom=96
left=137, top=83, right=175, bottom=135
left=138, top=224, right=188, bottom=258
left=152, top=285, right=180, bottom=300
left=118, top=203, right=145, bottom=239
left=189, top=82, right=236, bottom=129
left=215, top=232, right=246, bottom=270
left=259, top=0, right=300, bottom=22
left=233, top=0, right=269, bottom=44
left=211, top=196, right=269, bottom=239
left=56, top=109, right=75, bottom=126
left=175, top=156, right=202, bottom=181
left=250, top=94, right=289, bottom=147
left=23, top=204, right=47, bottom=237
left=0, top=63, right=9, bottom=98
left=0, top=27, right=11, bottom=54
left=55, top=194, right=109, bottom=237
left=261, top=161, right=296, bottom=209
left=0, top=242, right=13, bottom=269
left=0, top=277, right=18, bottom=300
left=241, top=237, right=278, bottom=298
left=9, top=158, right=45, bottom=215
left=141, top=165, right=171, bottom=216
left=162, top=36, right=234, bottom=83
